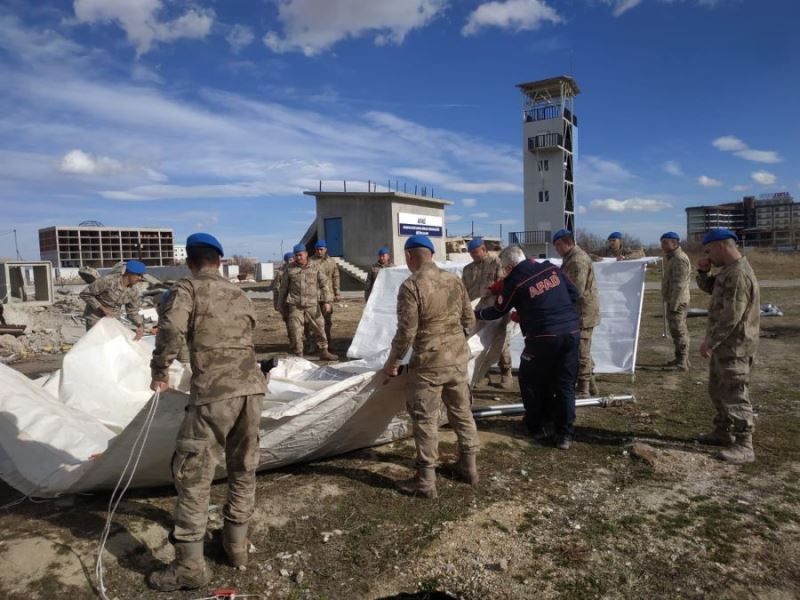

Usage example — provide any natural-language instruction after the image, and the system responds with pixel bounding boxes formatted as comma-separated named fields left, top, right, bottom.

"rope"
left=95, top=389, right=161, bottom=600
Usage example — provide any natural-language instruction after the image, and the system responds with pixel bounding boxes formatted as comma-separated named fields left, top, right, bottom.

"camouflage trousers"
left=172, top=394, right=263, bottom=542
left=498, top=335, right=512, bottom=372
left=577, top=327, right=595, bottom=386
left=320, top=302, right=334, bottom=344
left=708, top=353, right=754, bottom=434
left=287, top=305, right=328, bottom=354
left=406, top=364, right=479, bottom=468
left=667, top=303, right=689, bottom=361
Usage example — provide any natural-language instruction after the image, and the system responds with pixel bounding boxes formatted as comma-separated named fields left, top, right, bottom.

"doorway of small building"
left=324, top=217, right=344, bottom=257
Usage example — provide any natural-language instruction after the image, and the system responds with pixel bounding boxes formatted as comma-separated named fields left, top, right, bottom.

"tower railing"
left=508, top=230, right=552, bottom=246
left=527, top=133, right=564, bottom=151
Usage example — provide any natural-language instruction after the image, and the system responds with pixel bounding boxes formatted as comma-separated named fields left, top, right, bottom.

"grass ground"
left=0, top=257, right=798, bottom=599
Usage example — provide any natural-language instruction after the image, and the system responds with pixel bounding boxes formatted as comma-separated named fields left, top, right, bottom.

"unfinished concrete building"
left=511, top=75, right=579, bottom=257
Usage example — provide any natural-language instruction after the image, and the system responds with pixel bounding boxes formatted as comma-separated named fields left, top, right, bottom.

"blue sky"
left=1, top=0, right=798, bottom=260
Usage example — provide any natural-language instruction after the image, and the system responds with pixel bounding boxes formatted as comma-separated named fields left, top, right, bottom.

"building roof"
left=516, top=75, right=580, bottom=97
left=39, top=225, right=173, bottom=232
left=303, top=190, right=454, bottom=207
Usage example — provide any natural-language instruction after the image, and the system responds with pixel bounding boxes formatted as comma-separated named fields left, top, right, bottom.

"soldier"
left=553, top=229, right=601, bottom=398
left=311, top=240, right=341, bottom=344
left=591, top=231, right=645, bottom=261
left=148, top=233, right=266, bottom=591
left=155, top=290, right=190, bottom=363
left=273, top=252, right=294, bottom=339
left=364, top=246, right=393, bottom=302
left=80, top=259, right=146, bottom=339
left=660, top=231, right=692, bottom=371
left=476, top=246, right=580, bottom=450
left=277, top=243, right=337, bottom=361
left=383, top=235, right=479, bottom=498
left=696, top=228, right=760, bottom=464
left=462, top=237, right=513, bottom=387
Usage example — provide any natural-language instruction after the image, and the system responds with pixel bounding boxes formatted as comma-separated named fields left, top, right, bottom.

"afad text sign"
left=398, top=212, right=443, bottom=237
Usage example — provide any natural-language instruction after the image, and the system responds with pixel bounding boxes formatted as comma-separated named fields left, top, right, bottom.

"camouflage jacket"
left=312, top=255, right=340, bottom=299
left=462, top=255, right=503, bottom=310
left=560, top=245, right=601, bottom=328
left=591, top=245, right=645, bottom=261
left=365, top=261, right=393, bottom=301
left=277, top=260, right=332, bottom=310
left=272, top=265, right=286, bottom=310
left=150, top=269, right=265, bottom=404
left=80, top=274, right=144, bottom=327
left=387, top=262, right=475, bottom=370
left=697, top=257, right=760, bottom=357
left=662, top=247, right=691, bottom=310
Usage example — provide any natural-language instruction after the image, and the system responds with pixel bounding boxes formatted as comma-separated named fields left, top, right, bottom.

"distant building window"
left=538, top=190, right=550, bottom=203
left=537, top=160, right=549, bottom=172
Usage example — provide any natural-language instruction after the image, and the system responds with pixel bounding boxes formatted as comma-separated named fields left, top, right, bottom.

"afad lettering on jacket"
left=528, top=270, right=561, bottom=298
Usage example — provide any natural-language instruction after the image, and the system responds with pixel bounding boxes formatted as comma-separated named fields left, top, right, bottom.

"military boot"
left=397, top=466, right=438, bottom=499
left=318, top=349, right=338, bottom=361
left=663, top=357, right=689, bottom=371
left=696, top=428, right=735, bottom=447
left=455, top=453, right=479, bottom=485
left=499, top=369, right=513, bottom=389
left=589, top=376, right=599, bottom=397
left=147, top=541, right=208, bottom=592
left=718, top=433, right=755, bottom=464
left=222, top=520, right=249, bottom=568
left=575, top=379, right=591, bottom=399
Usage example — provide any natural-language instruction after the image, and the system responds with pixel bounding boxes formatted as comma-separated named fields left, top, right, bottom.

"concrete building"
left=302, top=189, right=453, bottom=271
left=0, top=259, right=54, bottom=306
left=686, top=192, right=799, bottom=249
left=511, top=75, right=579, bottom=257
left=38, top=225, right=175, bottom=277
left=173, top=244, right=187, bottom=264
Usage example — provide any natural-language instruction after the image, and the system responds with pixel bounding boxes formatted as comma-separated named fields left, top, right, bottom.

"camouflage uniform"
left=697, top=257, right=760, bottom=436
left=80, top=274, right=143, bottom=331
left=311, top=255, right=340, bottom=343
left=560, top=245, right=600, bottom=390
left=591, top=245, right=645, bottom=261
left=150, top=268, right=266, bottom=543
left=462, top=254, right=512, bottom=372
left=272, top=264, right=291, bottom=339
left=387, top=262, right=479, bottom=468
left=277, top=260, right=332, bottom=355
left=364, top=261, right=393, bottom=301
left=157, top=293, right=190, bottom=363
left=662, top=246, right=692, bottom=365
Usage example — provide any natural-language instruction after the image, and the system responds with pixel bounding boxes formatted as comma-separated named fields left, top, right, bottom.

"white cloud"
left=58, top=149, right=124, bottom=175
left=590, top=197, right=671, bottom=212
left=462, top=0, right=563, bottom=36
left=73, top=0, right=214, bottom=55
left=712, top=135, right=746, bottom=152
left=471, top=212, right=490, bottom=219
left=490, top=218, right=518, bottom=225
left=713, top=135, right=782, bottom=163
left=751, top=170, right=776, bottom=185
left=662, top=160, right=684, bottom=177
left=698, top=175, right=722, bottom=187
left=462, top=198, right=478, bottom=207
left=264, top=0, right=447, bottom=56
left=226, top=24, right=255, bottom=53
left=600, top=0, right=642, bottom=17
left=578, top=155, right=635, bottom=194
left=576, top=205, right=587, bottom=215
left=447, top=214, right=464, bottom=222
left=391, top=168, right=521, bottom=195
left=731, top=184, right=749, bottom=192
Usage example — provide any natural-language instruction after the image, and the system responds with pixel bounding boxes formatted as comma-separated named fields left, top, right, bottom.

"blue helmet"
left=377, top=246, right=390, bottom=255
left=552, top=229, right=572, bottom=243
left=607, top=231, right=622, bottom=241
left=315, top=239, right=327, bottom=249
left=467, top=237, right=484, bottom=252
left=293, top=243, right=306, bottom=254
left=186, top=232, right=224, bottom=256
left=404, top=235, right=434, bottom=253
left=283, top=252, right=293, bottom=262
left=125, top=260, right=146, bottom=275
left=702, top=228, right=738, bottom=245
left=660, top=231, right=680, bottom=241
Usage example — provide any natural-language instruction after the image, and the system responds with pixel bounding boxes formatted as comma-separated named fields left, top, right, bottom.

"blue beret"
left=702, top=228, right=738, bottom=245
left=315, top=239, right=327, bottom=249
left=186, top=232, right=224, bottom=256
left=467, top=238, right=484, bottom=252
left=283, top=252, right=293, bottom=262
left=404, top=235, right=435, bottom=253
left=377, top=246, right=390, bottom=255
left=660, top=231, right=680, bottom=241
left=608, top=231, right=622, bottom=240
left=125, top=260, right=146, bottom=275
left=552, top=229, right=572, bottom=242
left=292, top=243, right=306, bottom=254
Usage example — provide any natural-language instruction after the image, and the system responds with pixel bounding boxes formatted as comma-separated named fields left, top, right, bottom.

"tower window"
left=538, top=190, right=550, bottom=203
left=537, top=159, right=549, bottom=172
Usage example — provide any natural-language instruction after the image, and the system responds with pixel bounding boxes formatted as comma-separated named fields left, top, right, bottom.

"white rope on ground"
left=95, top=389, right=161, bottom=600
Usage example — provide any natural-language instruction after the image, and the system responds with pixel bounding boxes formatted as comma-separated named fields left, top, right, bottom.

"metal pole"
left=13, top=229, right=21, bottom=260
left=471, top=395, right=635, bottom=419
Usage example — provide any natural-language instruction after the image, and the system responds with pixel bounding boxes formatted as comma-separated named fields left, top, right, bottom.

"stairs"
left=333, top=257, right=368, bottom=283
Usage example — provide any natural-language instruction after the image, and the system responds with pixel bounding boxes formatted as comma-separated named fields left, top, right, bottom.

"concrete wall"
left=316, top=196, right=394, bottom=268
left=388, top=199, right=446, bottom=265
left=522, top=118, right=565, bottom=234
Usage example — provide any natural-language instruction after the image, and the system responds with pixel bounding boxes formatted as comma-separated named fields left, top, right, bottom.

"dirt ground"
left=1, top=258, right=799, bottom=599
